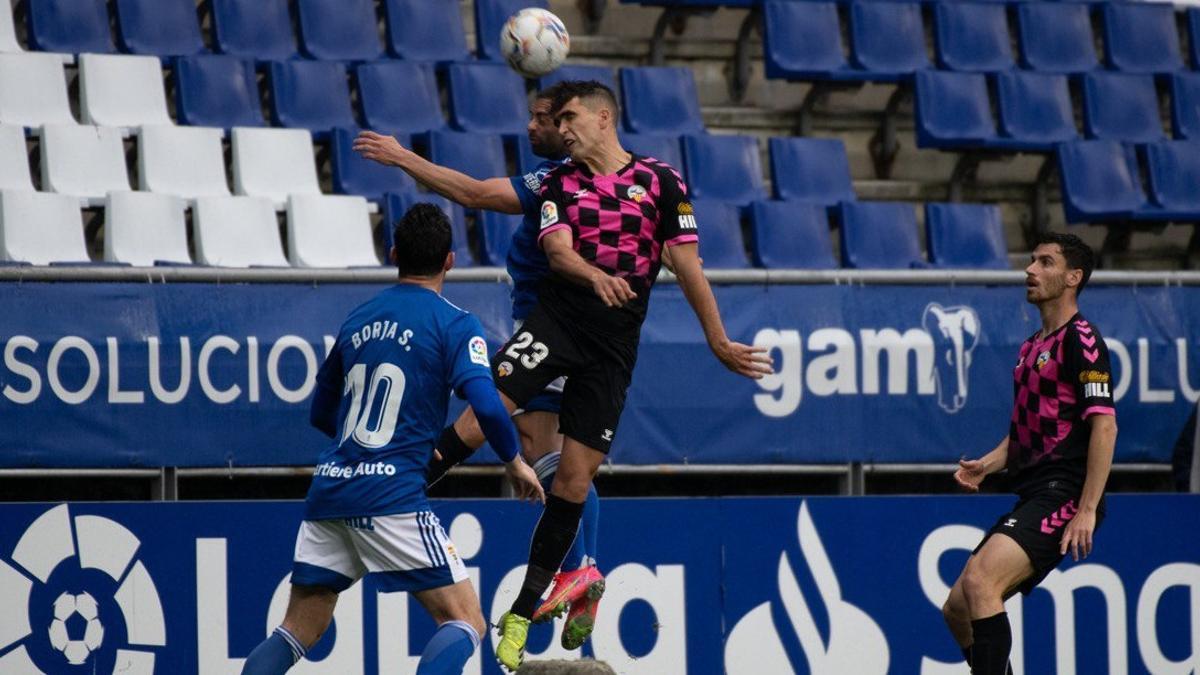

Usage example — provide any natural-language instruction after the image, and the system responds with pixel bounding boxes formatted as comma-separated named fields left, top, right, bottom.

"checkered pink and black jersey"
left=536, top=153, right=698, bottom=334
left=1007, top=313, right=1116, bottom=492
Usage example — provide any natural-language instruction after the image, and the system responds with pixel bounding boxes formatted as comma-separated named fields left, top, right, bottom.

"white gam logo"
left=48, top=591, right=104, bottom=664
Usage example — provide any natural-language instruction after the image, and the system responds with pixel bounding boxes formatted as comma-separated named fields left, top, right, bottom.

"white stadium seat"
left=103, top=191, right=191, bottom=266
left=193, top=195, right=289, bottom=267
left=231, top=127, right=321, bottom=209
left=138, top=125, right=230, bottom=199
left=79, top=53, right=173, bottom=130
left=0, top=190, right=88, bottom=264
left=40, top=125, right=130, bottom=203
left=0, top=2, right=25, bottom=54
left=0, top=53, right=77, bottom=127
left=0, top=125, right=34, bottom=191
left=286, top=194, right=378, bottom=268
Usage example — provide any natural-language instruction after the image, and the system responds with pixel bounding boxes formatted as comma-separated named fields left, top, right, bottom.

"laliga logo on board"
left=0, top=504, right=165, bottom=673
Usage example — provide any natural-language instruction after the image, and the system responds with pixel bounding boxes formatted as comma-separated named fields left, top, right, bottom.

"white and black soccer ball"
left=500, top=8, right=570, bottom=79
left=47, top=591, right=105, bottom=665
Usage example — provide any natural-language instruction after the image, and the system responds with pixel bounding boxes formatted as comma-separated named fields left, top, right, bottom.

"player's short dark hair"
left=392, top=203, right=452, bottom=277
left=1036, top=232, right=1095, bottom=296
left=548, top=80, right=620, bottom=122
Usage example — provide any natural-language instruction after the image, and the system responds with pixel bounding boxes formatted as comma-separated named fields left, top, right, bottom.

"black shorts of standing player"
left=974, top=482, right=1107, bottom=596
left=490, top=303, right=636, bottom=454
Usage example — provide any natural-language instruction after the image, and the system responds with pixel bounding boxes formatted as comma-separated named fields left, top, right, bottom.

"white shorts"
left=290, top=512, right=468, bottom=593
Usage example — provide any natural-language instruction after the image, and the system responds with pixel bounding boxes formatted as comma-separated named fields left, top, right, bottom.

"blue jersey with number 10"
left=304, top=285, right=493, bottom=520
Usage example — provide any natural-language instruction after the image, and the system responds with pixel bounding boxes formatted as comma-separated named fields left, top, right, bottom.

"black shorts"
left=974, top=486, right=1106, bottom=596
left=490, top=304, right=637, bottom=453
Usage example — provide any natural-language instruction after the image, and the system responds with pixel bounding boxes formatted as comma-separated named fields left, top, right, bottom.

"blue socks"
left=534, top=452, right=600, bottom=570
left=241, top=626, right=305, bottom=674
left=416, top=621, right=480, bottom=674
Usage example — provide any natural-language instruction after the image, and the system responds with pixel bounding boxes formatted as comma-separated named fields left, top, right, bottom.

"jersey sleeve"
left=1065, top=320, right=1116, bottom=419
left=653, top=164, right=699, bottom=248
left=314, top=340, right=344, bottom=394
left=510, top=161, right=557, bottom=218
left=536, top=168, right=572, bottom=246
left=446, top=314, right=495, bottom=398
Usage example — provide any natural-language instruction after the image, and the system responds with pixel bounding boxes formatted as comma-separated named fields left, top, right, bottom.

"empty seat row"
left=1058, top=140, right=1200, bottom=225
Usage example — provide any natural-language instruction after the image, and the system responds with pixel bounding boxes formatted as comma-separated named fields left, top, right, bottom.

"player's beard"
left=531, top=136, right=567, bottom=161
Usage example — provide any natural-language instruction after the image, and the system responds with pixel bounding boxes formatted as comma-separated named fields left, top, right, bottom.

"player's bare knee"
left=960, top=566, right=999, bottom=607
left=942, top=594, right=967, bottom=625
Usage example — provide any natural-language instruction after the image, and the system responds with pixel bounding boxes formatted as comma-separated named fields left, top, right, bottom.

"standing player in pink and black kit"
left=942, top=233, right=1118, bottom=675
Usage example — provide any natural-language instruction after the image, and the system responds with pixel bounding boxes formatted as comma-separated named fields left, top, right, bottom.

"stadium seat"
left=27, top=0, right=114, bottom=54
left=0, top=190, right=88, bottom=264
left=1081, top=73, right=1165, bottom=143
left=423, top=130, right=507, bottom=181
left=40, top=125, right=131, bottom=202
left=174, top=55, right=264, bottom=129
left=748, top=200, right=836, bottom=270
left=103, top=191, right=191, bottom=266
left=295, top=0, right=384, bottom=62
left=1056, top=140, right=1147, bottom=223
left=331, top=128, right=417, bottom=202
left=357, top=62, right=445, bottom=135
left=924, top=203, right=1008, bottom=269
left=620, top=67, right=705, bottom=135
left=513, top=135, right=541, bottom=175
left=114, top=0, right=205, bottom=57
left=1016, top=4, right=1098, bottom=74
left=762, top=1, right=851, bottom=81
left=475, top=0, right=548, bottom=62
left=286, top=194, right=379, bottom=268
left=231, top=127, right=321, bottom=209
left=691, top=199, right=750, bottom=269
left=849, top=2, right=929, bottom=78
left=539, top=65, right=618, bottom=93
left=478, top=210, right=521, bottom=266
left=682, top=134, right=766, bottom=206
left=383, top=192, right=473, bottom=266
left=0, top=53, right=77, bottom=127
left=383, top=0, right=470, bottom=62
left=269, top=61, right=357, bottom=136
left=621, top=134, right=684, bottom=174
left=137, top=125, right=230, bottom=199
left=1190, top=9, right=1200, bottom=70
left=193, top=196, right=289, bottom=267
left=1143, top=141, right=1200, bottom=219
left=913, top=70, right=995, bottom=149
left=767, top=137, right=855, bottom=207
left=1170, top=73, right=1200, bottom=143
left=446, top=63, right=529, bottom=135
left=994, top=71, right=1078, bottom=149
left=0, top=1, right=26, bottom=54
left=1102, top=3, right=1183, bottom=74
left=933, top=2, right=1014, bottom=73
left=838, top=202, right=925, bottom=269
left=78, top=54, right=172, bottom=128
left=0, top=125, right=35, bottom=192
left=211, top=0, right=298, bottom=61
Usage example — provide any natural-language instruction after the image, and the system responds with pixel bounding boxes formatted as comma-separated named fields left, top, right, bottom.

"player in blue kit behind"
left=241, top=204, right=544, bottom=675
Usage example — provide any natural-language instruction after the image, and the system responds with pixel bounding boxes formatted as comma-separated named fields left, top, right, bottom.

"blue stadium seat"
left=384, top=192, right=473, bottom=266
left=447, top=63, right=529, bottom=135
left=1171, top=73, right=1200, bottom=141
left=296, top=0, right=384, bottom=62
left=211, top=0, right=297, bottom=61
left=933, top=2, right=1014, bottom=73
left=383, top=0, right=470, bottom=62
left=691, top=200, right=750, bottom=269
left=849, top=2, right=929, bottom=79
left=1082, top=72, right=1165, bottom=143
left=994, top=71, right=1078, bottom=149
left=331, top=128, right=417, bottom=202
left=914, top=70, right=995, bottom=149
left=174, top=55, right=265, bottom=128
left=269, top=61, right=358, bottom=135
left=357, top=62, right=445, bottom=135
left=1190, top=9, right=1200, bottom=70
left=1102, top=3, right=1183, bottom=74
left=924, top=203, right=1008, bottom=269
left=748, top=201, right=836, bottom=270
left=838, top=202, right=925, bottom=269
left=514, top=135, right=542, bottom=175
left=478, top=210, right=521, bottom=266
left=114, top=0, right=205, bottom=57
left=620, top=67, right=705, bottom=135
left=1143, top=141, right=1200, bottom=219
left=539, top=65, right=618, bottom=93
left=767, top=137, right=855, bottom=207
left=1017, top=4, right=1098, bottom=74
left=28, top=0, right=114, bottom=54
left=682, top=135, right=766, bottom=206
left=1056, top=140, right=1147, bottom=223
left=424, top=130, right=507, bottom=181
left=762, top=1, right=851, bottom=80
left=476, top=0, right=548, bottom=62
left=620, top=134, right=684, bottom=174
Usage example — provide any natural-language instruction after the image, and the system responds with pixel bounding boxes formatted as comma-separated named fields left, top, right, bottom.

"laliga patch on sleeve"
left=468, top=336, right=489, bottom=367
left=540, top=201, right=559, bottom=230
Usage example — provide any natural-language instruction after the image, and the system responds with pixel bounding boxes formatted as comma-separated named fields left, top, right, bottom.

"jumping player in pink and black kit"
left=942, top=233, right=1118, bottom=675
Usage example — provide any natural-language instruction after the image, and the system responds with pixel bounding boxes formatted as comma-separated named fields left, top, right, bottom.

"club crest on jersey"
left=540, top=202, right=558, bottom=230
left=468, top=336, right=489, bottom=367
left=1035, top=350, right=1051, bottom=370
left=497, top=361, right=514, bottom=377
left=627, top=185, right=647, bottom=202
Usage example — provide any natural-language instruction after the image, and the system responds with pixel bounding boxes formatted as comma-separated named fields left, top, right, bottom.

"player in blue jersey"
left=241, top=204, right=543, bottom=675
left=353, top=84, right=606, bottom=650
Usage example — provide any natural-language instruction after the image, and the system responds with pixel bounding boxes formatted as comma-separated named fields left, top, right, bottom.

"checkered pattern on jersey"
left=1008, top=328, right=1077, bottom=469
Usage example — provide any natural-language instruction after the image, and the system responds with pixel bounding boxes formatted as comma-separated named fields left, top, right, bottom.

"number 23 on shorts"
left=505, top=331, right=550, bottom=370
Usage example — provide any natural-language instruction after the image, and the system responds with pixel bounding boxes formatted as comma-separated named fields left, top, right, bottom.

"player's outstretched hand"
left=1059, top=508, right=1096, bottom=561
left=504, top=457, right=546, bottom=504
left=954, top=457, right=987, bottom=492
left=352, top=130, right=408, bottom=166
left=713, top=340, right=774, bottom=379
left=591, top=273, right=637, bottom=308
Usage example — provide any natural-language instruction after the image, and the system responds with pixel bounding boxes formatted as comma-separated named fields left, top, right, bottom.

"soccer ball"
left=500, top=8, right=570, bottom=78
left=48, top=591, right=105, bottom=665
